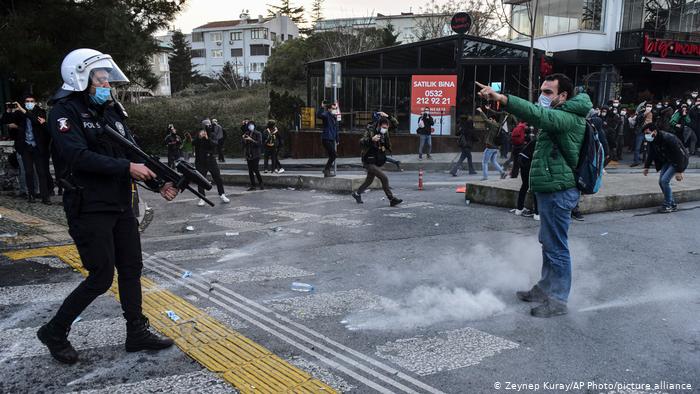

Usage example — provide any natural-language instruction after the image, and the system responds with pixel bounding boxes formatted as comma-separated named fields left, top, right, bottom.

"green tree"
left=168, top=30, right=198, bottom=94
left=381, top=23, right=401, bottom=47
left=262, top=39, right=312, bottom=89
left=0, top=0, right=185, bottom=98
left=267, top=0, right=306, bottom=25
left=311, top=0, right=324, bottom=24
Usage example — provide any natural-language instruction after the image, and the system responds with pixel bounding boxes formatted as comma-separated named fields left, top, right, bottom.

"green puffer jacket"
left=505, top=93, right=592, bottom=193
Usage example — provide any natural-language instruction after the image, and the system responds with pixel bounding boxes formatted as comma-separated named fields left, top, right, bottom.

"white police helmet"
left=60, top=48, right=129, bottom=92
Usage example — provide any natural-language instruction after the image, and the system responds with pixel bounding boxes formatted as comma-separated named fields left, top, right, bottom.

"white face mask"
left=537, top=94, right=552, bottom=108
left=379, top=128, right=388, bottom=134
left=25, top=102, right=35, bottom=111
left=644, top=133, right=655, bottom=142
left=621, top=111, right=627, bottom=116
left=247, top=124, right=255, bottom=131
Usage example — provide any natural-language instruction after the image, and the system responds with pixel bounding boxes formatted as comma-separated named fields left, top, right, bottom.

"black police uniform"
left=39, top=91, right=172, bottom=364
left=47, top=92, right=152, bottom=334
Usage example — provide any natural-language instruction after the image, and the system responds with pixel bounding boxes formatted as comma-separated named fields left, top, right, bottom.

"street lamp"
left=503, top=0, right=539, bottom=102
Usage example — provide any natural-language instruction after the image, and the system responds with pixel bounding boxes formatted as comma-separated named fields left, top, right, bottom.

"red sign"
left=450, top=12, right=472, bottom=34
left=644, top=34, right=700, bottom=59
left=411, top=75, right=457, bottom=114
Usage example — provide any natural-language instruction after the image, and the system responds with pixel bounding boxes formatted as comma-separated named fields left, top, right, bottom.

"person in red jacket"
left=503, top=121, right=527, bottom=178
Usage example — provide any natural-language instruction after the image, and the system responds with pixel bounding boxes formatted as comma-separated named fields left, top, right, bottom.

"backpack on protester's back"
left=572, top=120, right=605, bottom=194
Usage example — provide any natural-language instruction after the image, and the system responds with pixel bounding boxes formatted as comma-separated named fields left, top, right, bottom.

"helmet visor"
left=84, top=55, right=129, bottom=86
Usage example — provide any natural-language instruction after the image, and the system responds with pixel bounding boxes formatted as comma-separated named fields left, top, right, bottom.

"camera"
left=4, top=102, right=16, bottom=110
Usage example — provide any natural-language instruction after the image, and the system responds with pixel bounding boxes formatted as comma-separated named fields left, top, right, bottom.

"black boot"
left=389, top=197, right=403, bottom=207
left=37, top=320, right=79, bottom=364
left=125, top=316, right=174, bottom=352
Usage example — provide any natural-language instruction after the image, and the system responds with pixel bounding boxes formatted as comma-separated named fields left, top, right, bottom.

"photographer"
left=39, top=49, right=178, bottom=364
left=6, top=96, right=52, bottom=204
left=193, top=126, right=229, bottom=206
left=351, top=117, right=402, bottom=207
left=242, top=120, right=264, bottom=191
left=164, top=124, right=181, bottom=168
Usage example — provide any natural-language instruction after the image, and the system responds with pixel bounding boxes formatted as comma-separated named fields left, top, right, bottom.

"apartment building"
left=190, top=11, right=299, bottom=83
left=314, top=12, right=451, bottom=44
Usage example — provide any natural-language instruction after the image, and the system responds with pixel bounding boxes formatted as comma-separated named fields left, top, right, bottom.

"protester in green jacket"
left=670, top=105, right=697, bottom=155
left=476, top=73, right=592, bottom=318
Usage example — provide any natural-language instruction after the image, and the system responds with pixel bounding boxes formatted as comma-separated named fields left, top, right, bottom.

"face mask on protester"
left=687, top=99, right=693, bottom=106
left=613, top=102, right=619, bottom=108
left=379, top=127, right=388, bottom=134
left=247, top=124, right=255, bottom=132
left=25, top=102, right=35, bottom=111
left=656, top=104, right=663, bottom=109
left=663, top=102, right=669, bottom=107
left=537, top=94, right=552, bottom=108
left=621, top=110, right=627, bottom=116
left=601, top=111, right=607, bottom=117
left=645, top=106, right=653, bottom=112
left=644, top=133, right=655, bottom=142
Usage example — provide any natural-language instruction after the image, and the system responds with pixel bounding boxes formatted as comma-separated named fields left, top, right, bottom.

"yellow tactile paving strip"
left=0, top=206, right=72, bottom=244
left=5, top=245, right=336, bottom=394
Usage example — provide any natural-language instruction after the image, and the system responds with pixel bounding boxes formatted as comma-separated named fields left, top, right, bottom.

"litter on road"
left=290, top=282, right=314, bottom=292
left=165, top=310, right=181, bottom=322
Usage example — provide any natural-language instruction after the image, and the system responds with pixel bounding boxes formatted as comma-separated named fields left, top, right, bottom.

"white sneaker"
left=533, top=214, right=540, bottom=221
left=514, top=209, right=524, bottom=216
left=220, top=194, right=230, bottom=203
left=197, top=199, right=205, bottom=207
left=278, top=168, right=285, bottom=174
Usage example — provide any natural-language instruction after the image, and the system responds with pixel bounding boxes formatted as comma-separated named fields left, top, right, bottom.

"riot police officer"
left=37, top=48, right=178, bottom=364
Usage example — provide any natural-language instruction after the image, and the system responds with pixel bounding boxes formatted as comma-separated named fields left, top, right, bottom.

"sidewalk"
left=465, top=173, right=700, bottom=213
left=216, top=152, right=700, bottom=172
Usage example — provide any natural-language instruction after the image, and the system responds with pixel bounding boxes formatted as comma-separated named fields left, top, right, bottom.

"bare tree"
left=414, top=0, right=502, bottom=40
left=312, top=17, right=386, bottom=57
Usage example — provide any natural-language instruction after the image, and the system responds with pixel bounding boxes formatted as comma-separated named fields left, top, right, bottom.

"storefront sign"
left=644, top=34, right=700, bottom=59
left=300, top=107, right=315, bottom=129
left=450, top=12, right=472, bottom=35
left=410, top=75, right=457, bottom=135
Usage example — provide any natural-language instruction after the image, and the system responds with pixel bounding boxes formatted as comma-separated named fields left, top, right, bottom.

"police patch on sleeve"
left=115, top=121, right=126, bottom=136
left=57, top=118, right=71, bottom=133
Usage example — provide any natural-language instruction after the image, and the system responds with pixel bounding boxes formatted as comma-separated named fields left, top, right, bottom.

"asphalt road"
left=2, top=170, right=699, bottom=393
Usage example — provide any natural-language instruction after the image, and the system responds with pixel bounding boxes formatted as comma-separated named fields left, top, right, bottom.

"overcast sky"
left=170, top=0, right=432, bottom=32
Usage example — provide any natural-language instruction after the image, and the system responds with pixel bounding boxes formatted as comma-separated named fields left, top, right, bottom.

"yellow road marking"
left=4, top=245, right=336, bottom=394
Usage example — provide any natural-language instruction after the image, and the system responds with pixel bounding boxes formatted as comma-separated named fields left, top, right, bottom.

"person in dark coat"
left=316, top=101, right=340, bottom=177
left=450, top=116, right=477, bottom=176
left=242, top=120, right=264, bottom=191
left=642, top=123, right=689, bottom=213
left=6, top=96, right=52, bottom=203
left=164, top=124, right=182, bottom=168
left=193, top=128, right=228, bottom=206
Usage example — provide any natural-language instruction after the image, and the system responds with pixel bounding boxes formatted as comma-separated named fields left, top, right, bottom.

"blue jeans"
left=633, top=133, right=644, bottom=164
left=482, top=148, right=503, bottom=179
left=418, top=134, right=432, bottom=156
left=535, top=187, right=580, bottom=303
left=659, top=163, right=677, bottom=207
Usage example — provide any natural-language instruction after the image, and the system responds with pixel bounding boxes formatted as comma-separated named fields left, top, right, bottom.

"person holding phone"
left=242, top=120, right=264, bottom=191
left=193, top=127, right=229, bottom=206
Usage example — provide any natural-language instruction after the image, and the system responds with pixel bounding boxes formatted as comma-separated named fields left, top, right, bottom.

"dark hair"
left=544, top=73, right=574, bottom=99
left=642, top=122, right=657, bottom=133
left=378, top=118, right=390, bottom=126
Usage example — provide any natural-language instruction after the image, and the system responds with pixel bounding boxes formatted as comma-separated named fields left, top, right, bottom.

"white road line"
left=145, top=254, right=446, bottom=394
left=144, top=256, right=396, bottom=394
left=148, top=256, right=444, bottom=394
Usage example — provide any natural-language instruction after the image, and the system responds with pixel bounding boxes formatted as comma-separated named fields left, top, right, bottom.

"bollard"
left=418, top=168, right=424, bottom=191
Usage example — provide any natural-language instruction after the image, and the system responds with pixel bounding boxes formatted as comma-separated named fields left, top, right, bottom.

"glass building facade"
left=511, top=0, right=606, bottom=38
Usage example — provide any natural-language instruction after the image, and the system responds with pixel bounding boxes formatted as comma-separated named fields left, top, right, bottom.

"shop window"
left=367, top=78, right=380, bottom=110
left=511, top=0, right=606, bottom=38
left=382, top=48, right=419, bottom=69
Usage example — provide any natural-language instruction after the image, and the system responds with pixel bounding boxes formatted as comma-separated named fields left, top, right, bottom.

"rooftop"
left=194, top=18, right=271, bottom=30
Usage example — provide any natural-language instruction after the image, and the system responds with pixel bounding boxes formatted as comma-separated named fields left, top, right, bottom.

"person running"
left=193, top=128, right=229, bottom=206
left=450, top=116, right=478, bottom=176
left=351, top=117, right=402, bottom=207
